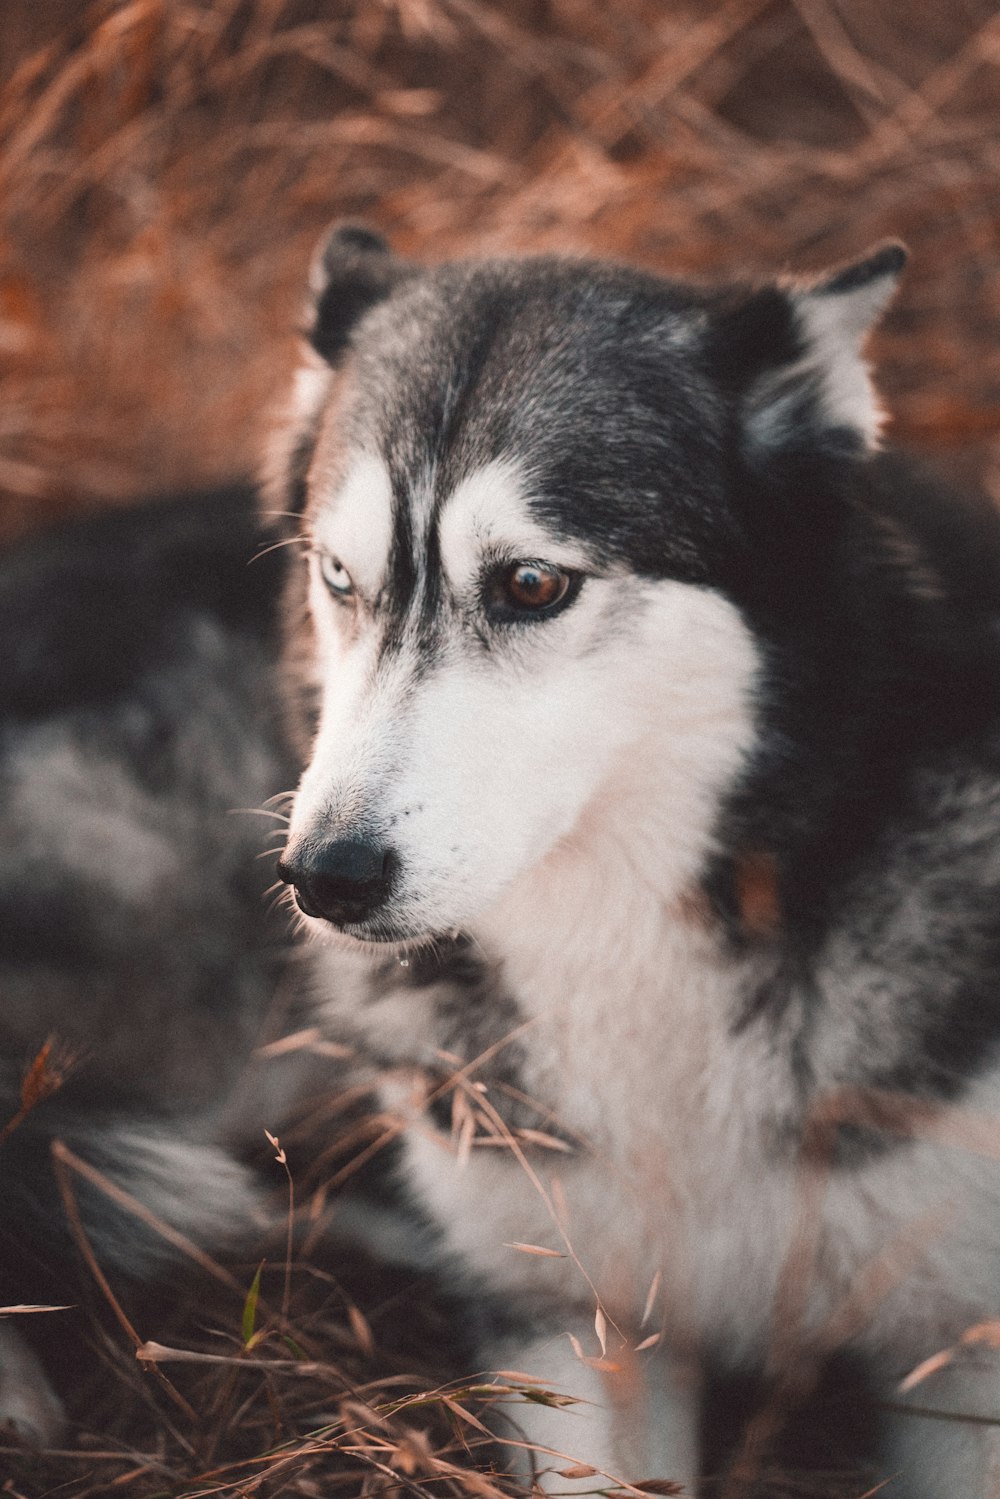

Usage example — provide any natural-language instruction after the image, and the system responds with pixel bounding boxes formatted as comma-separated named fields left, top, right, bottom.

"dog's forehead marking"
left=438, top=458, right=591, bottom=590
left=310, top=453, right=394, bottom=600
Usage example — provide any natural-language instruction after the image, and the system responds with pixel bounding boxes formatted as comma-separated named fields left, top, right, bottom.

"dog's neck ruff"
left=470, top=772, right=749, bottom=1024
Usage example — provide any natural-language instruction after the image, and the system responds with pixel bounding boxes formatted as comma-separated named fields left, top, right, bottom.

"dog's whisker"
left=247, top=536, right=309, bottom=565
left=228, top=806, right=291, bottom=823
left=262, top=790, right=296, bottom=809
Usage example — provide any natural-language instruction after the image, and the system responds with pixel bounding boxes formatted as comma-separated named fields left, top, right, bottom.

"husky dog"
left=0, top=488, right=296, bottom=1443
left=270, top=225, right=1000, bottom=1496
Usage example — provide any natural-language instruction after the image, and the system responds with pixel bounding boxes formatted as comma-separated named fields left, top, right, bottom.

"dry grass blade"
left=899, top=1317, right=1000, bottom=1394
left=0, top=1303, right=73, bottom=1314
left=515, top=1128, right=573, bottom=1154
left=347, top=1302, right=376, bottom=1356
left=504, top=1242, right=566, bottom=1258
left=594, top=1307, right=607, bottom=1358
left=265, top=1128, right=295, bottom=1325
left=20, top=1035, right=73, bottom=1109
left=898, top=1347, right=955, bottom=1394
left=136, top=1340, right=332, bottom=1376
left=640, top=1271, right=661, bottom=1330
left=625, top=1482, right=685, bottom=1495
left=0, top=1036, right=78, bottom=1147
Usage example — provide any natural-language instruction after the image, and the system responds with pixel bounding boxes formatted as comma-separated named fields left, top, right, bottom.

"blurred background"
left=1, top=0, right=999, bottom=544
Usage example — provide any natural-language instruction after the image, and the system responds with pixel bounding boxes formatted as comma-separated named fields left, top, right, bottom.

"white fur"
left=310, top=453, right=395, bottom=602
left=0, top=1324, right=65, bottom=1448
left=292, top=460, right=761, bottom=940
left=488, top=1325, right=701, bottom=1493
left=794, top=290, right=886, bottom=449
left=295, top=450, right=1000, bottom=1492
left=260, top=354, right=331, bottom=519
left=749, top=266, right=901, bottom=453
left=389, top=835, right=1000, bottom=1488
left=438, top=458, right=595, bottom=589
left=98, top=1131, right=268, bottom=1250
left=290, top=360, right=332, bottom=427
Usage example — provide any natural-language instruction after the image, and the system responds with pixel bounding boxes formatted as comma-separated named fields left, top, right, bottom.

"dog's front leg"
left=488, top=1317, right=700, bottom=1495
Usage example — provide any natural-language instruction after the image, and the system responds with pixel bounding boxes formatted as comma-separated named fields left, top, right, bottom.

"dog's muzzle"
left=277, top=838, right=397, bottom=928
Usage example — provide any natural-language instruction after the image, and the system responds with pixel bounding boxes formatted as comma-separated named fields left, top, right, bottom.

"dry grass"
left=2, top=1065, right=704, bottom=1499
left=3, top=3, right=1000, bottom=1492
left=2, top=1046, right=916, bottom=1497
left=1, top=0, right=999, bottom=542
left=1, top=1075, right=518, bottom=1498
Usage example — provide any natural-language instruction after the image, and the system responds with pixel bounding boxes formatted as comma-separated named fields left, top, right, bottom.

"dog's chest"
left=351, top=884, right=774, bottom=1148
left=318, top=895, right=1000, bottom=1360
left=365, top=900, right=804, bottom=1337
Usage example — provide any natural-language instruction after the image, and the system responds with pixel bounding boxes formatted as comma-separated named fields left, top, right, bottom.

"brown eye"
left=499, top=561, right=571, bottom=613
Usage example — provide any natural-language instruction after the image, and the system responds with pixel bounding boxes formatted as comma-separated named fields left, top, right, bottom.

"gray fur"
left=0, top=489, right=298, bottom=1444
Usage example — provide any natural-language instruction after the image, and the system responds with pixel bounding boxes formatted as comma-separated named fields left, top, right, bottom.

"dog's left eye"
left=490, top=561, right=574, bottom=617
left=319, top=553, right=354, bottom=599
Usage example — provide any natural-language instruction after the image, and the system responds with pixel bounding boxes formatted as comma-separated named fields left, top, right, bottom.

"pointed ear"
left=738, top=242, right=907, bottom=460
left=306, top=223, right=408, bottom=363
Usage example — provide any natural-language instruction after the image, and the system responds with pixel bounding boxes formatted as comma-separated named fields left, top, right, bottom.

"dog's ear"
left=260, top=225, right=408, bottom=529
left=306, top=223, right=408, bottom=363
left=716, top=243, right=906, bottom=461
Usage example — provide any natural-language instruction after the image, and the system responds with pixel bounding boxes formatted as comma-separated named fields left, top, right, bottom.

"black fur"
left=308, top=223, right=411, bottom=364
left=0, top=486, right=296, bottom=1286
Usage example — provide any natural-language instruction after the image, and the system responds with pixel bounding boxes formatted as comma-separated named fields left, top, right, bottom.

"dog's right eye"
left=487, top=561, right=578, bottom=621
left=319, top=553, right=354, bottom=600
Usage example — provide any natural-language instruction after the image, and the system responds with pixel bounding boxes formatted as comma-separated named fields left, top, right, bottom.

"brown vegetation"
left=2, top=1051, right=885, bottom=1497
left=3, top=2, right=1000, bottom=1492
left=1, top=0, right=999, bottom=543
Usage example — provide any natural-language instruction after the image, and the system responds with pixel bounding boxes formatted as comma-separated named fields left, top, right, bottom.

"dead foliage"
left=4, top=1056, right=950, bottom=1497
left=0, top=1036, right=78, bottom=1148
left=0, top=0, right=999, bottom=542
left=3, top=3, right=1000, bottom=1493
left=3, top=1083, right=515, bottom=1498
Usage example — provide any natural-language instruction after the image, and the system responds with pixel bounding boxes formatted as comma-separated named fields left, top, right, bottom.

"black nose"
left=277, top=839, right=396, bottom=926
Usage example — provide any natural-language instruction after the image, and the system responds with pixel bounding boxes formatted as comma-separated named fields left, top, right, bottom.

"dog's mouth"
left=292, top=899, right=462, bottom=959
left=314, top=921, right=471, bottom=974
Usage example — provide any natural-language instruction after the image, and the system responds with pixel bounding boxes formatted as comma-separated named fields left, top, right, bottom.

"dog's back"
left=0, top=487, right=295, bottom=1440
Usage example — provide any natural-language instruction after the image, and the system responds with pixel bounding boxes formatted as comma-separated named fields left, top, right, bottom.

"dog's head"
left=269, top=227, right=904, bottom=948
